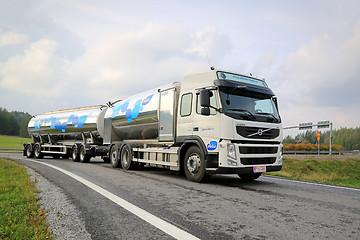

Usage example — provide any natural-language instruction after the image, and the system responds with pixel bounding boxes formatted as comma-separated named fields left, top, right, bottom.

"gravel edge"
left=27, top=167, right=92, bottom=240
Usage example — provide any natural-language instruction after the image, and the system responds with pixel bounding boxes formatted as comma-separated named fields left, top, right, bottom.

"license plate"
left=253, top=166, right=266, bottom=173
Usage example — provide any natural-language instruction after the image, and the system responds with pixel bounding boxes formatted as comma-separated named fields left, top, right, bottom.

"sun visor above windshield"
left=213, top=79, right=275, bottom=96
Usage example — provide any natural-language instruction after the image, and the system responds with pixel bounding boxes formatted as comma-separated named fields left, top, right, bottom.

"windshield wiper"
left=227, top=108, right=256, bottom=120
left=256, top=112, right=279, bottom=122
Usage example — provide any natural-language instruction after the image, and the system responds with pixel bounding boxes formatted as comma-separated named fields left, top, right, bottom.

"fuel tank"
left=27, top=105, right=108, bottom=139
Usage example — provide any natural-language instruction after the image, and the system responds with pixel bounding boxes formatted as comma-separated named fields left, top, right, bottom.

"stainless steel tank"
left=104, top=87, right=161, bottom=141
left=28, top=105, right=108, bottom=139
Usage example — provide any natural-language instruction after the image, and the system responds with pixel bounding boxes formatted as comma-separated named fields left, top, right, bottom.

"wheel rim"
left=187, top=153, right=200, bottom=174
left=122, top=149, right=129, bottom=166
left=80, top=147, right=85, bottom=161
left=72, top=147, right=77, bottom=159
left=111, top=148, right=117, bottom=164
left=34, top=146, right=39, bottom=157
left=26, top=146, right=31, bottom=157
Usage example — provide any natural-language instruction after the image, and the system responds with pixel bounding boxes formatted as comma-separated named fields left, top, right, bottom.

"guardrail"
left=284, top=150, right=360, bottom=155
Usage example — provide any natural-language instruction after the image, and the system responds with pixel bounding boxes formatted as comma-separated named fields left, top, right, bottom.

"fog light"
left=227, top=159, right=237, bottom=166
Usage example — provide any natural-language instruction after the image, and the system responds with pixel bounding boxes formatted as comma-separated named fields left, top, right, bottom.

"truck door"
left=159, top=88, right=176, bottom=142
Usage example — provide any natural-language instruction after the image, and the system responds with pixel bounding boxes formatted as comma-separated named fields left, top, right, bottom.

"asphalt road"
left=2, top=153, right=360, bottom=240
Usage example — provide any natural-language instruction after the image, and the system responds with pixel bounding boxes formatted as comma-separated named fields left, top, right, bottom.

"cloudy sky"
left=1, top=0, right=359, bottom=134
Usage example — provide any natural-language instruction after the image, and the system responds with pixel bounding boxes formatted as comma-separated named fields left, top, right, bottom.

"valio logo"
left=207, top=141, right=217, bottom=151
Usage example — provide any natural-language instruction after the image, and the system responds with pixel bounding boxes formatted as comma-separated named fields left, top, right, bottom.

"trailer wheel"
left=25, top=144, right=34, bottom=158
left=34, top=143, right=43, bottom=159
left=238, top=173, right=262, bottom=181
left=72, top=145, right=80, bottom=162
left=110, top=145, right=121, bottom=168
left=184, top=146, right=206, bottom=182
left=79, top=145, right=91, bottom=163
left=120, top=145, right=133, bottom=170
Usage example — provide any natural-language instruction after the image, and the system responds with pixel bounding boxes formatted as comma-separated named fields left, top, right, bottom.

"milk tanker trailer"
left=24, top=69, right=283, bottom=182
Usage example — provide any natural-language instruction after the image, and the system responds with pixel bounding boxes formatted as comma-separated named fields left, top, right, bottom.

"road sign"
left=318, top=121, right=330, bottom=129
left=299, top=122, right=313, bottom=130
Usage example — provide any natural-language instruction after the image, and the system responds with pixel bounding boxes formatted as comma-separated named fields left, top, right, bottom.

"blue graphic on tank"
left=111, top=94, right=153, bottom=124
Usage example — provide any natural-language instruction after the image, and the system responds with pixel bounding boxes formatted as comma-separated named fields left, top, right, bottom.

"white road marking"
left=27, top=159, right=200, bottom=240
left=262, top=175, right=360, bottom=192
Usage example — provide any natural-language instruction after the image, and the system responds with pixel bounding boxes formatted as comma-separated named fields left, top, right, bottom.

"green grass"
left=0, top=135, right=31, bottom=151
left=0, top=159, right=53, bottom=239
left=266, top=157, right=360, bottom=188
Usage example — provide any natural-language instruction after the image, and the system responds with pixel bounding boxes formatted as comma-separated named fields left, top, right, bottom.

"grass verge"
left=0, top=135, right=31, bottom=152
left=0, top=158, right=53, bottom=239
left=266, top=157, right=360, bottom=188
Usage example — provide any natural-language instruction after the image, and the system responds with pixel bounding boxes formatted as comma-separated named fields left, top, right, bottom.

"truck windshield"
left=219, top=87, right=281, bottom=123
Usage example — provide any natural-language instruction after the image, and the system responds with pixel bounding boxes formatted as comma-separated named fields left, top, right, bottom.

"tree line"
left=0, top=107, right=32, bottom=138
left=283, top=127, right=360, bottom=150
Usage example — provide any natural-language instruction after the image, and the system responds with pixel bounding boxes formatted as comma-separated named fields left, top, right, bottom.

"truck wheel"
left=72, top=145, right=80, bottom=162
left=34, top=143, right=43, bottom=159
left=110, top=145, right=121, bottom=168
left=120, top=145, right=133, bottom=170
left=79, top=145, right=91, bottom=163
left=184, top=146, right=206, bottom=182
left=238, top=173, right=262, bottom=181
left=25, top=144, right=34, bottom=158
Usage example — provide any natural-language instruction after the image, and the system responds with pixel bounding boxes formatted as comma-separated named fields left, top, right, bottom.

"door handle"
left=193, top=127, right=199, bottom=131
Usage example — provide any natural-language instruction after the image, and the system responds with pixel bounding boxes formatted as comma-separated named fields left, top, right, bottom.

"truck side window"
left=196, top=90, right=217, bottom=115
left=180, top=93, right=192, bottom=117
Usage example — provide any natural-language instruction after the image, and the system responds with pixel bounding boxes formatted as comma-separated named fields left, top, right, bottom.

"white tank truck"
left=24, top=68, right=283, bottom=182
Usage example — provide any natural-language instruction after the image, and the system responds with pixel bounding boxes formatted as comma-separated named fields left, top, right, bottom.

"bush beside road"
left=266, top=154, right=360, bottom=188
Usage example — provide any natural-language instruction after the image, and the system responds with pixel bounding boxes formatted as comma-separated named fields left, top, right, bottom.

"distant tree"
left=0, top=107, right=32, bottom=137
left=286, top=127, right=360, bottom=150
left=283, top=135, right=295, bottom=144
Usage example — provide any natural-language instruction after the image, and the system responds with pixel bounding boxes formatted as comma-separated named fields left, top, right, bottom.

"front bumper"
left=207, top=165, right=282, bottom=174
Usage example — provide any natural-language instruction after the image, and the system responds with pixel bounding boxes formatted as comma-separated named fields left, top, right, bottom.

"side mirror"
left=201, top=107, right=210, bottom=116
left=272, top=96, right=279, bottom=111
left=200, top=89, right=210, bottom=107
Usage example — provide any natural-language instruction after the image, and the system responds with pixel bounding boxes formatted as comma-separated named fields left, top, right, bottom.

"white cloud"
left=0, top=39, right=69, bottom=98
left=275, top=18, right=360, bottom=129
left=69, top=23, right=231, bottom=103
left=0, top=32, right=28, bottom=45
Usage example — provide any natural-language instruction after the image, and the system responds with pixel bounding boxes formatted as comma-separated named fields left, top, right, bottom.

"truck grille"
left=241, top=157, right=276, bottom=165
left=236, top=126, right=280, bottom=139
left=239, top=146, right=278, bottom=154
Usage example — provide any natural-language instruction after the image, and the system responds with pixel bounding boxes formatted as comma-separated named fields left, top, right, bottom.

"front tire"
left=184, top=146, right=206, bottom=182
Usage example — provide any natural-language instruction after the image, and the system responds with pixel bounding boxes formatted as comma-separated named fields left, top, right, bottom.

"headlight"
left=227, top=143, right=236, bottom=159
left=280, top=144, right=283, bottom=155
